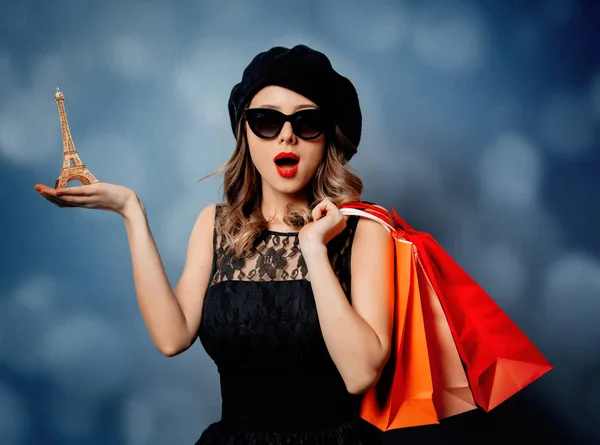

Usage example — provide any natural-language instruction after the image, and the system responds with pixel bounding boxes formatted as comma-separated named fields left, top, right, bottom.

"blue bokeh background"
left=1, top=0, right=599, bottom=444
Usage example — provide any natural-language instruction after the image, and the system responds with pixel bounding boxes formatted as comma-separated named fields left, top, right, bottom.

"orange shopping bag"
left=359, top=237, right=438, bottom=430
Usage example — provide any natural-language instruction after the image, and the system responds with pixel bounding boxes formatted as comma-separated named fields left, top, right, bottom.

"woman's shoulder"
left=203, top=202, right=231, bottom=216
left=200, top=203, right=219, bottom=216
left=193, top=203, right=219, bottom=231
left=348, top=201, right=393, bottom=247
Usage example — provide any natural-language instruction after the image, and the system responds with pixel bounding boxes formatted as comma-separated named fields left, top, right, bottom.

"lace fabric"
left=210, top=231, right=308, bottom=283
left=209, top=205, right=357, bottom=296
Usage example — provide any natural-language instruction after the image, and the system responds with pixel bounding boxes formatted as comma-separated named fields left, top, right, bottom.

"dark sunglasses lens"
left=247, top=110, right=282, bottom=138
left=293, top=111, right=324, bottom=139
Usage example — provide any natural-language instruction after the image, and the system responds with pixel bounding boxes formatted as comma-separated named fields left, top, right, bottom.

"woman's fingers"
left=312, top=201, right=325, bottom=220
left=56, top=184, right=96, bottom=196
left=34, top=183, right=97, bottom=196
left=312, top=198, right=340, bottom=221
left=36, top=185, right=86, bottom=208
left=34, top=184, right=57, bottom=196
left=53, top=192, right=99, bottom=206
left=35, top=183, right=99, bottom=208
left=40, top=192, right=78, bottom=208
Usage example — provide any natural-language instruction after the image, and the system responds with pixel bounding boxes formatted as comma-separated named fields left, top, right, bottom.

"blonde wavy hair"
left=198, top=120, right=363, bottom=256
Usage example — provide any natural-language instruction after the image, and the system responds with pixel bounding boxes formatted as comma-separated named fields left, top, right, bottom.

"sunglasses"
left=244, top=108, right=327, bottom=140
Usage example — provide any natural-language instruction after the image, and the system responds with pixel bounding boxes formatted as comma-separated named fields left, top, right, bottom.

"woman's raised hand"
left=34, top=182, right=139, bottom=216
left=299, top=198, right=348, bottom=253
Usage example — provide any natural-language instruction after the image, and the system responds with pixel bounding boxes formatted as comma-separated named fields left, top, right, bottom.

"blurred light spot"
left=476, top=200, right=564, bottom=279
left=478, top=133, right=542, bottom=207
left=542, top=253, right=600, bottom=354
left=161, top=193, right=205, bottom=262
left=591, top=73, right=600, bottom=121
left=321, top=0, right=409, bottom=52
left=123, top=399, right=153, bottom=445
left=174, top=39, right=246, bottom=129
left=513, top=21, right=542, bottom=52
left=172, top=39, right=250, bottom=184
left=200, top=0, right=255, bottom=25
left=412, top=3, right=487, bottom=72
left=0, top=115, right=23, bottom=158
left=108, top=34, right=151, bottom=80
left=123, top=385, right=212, bottom=445
left=12, top=273, right=57, bottom=311
left=0, top=383, right=28, bottom=444
left=0, top=49, right=13, bottom=96
left=375, top=147, right=443, bottom=200
left=474, top=243, right=526, bottom=305
left=0, top=90, right=61, bottom=165
left=489, top=98, right=526, bottom=128
left=425, top=201, right=484, bottom=270
left=48, top=397, right=96, bottom=439
left=0, top=275, right=60, bottom=372
left=543, top=0, right=576, bottom=25
left=539, top=92, right=595, bottom=158
left=76, top=134, right=148, bottom=209
left=31, top=54, right=67, bottom=91
left=37, top=313, right=131, bottom=398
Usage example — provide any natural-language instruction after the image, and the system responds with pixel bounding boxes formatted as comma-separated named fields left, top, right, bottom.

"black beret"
left=228, top=44, right=362, bottom=161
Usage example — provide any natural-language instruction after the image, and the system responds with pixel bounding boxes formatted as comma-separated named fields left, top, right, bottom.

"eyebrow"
left=257, top=104, right=318, bottom=111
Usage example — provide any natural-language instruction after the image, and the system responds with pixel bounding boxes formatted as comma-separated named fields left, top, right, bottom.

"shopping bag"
left=358, top=236, right=439, bottom=430
left=343, top=206, right=476, bottom=430
left=341, top=202, right=553, bottom=413
left=417, top=261, right=478, bottom=418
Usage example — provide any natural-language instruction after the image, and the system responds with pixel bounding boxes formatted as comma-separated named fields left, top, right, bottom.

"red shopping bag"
left=341, top=202, right=553, bottom=413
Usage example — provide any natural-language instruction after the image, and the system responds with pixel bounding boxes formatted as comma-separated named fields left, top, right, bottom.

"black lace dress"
left=195, top=207, right=381, bottom=444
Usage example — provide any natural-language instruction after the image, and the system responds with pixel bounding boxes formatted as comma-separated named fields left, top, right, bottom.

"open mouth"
left=274, top=153, right=300, bottom=177
left=274, top=158, right=299, bottom=168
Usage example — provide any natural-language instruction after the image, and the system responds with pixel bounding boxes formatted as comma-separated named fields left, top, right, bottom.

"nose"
left=278, top=121, right=297, bottom=144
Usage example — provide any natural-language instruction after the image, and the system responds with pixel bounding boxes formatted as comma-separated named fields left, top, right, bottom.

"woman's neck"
left=260, top=186, right=309, bottom=229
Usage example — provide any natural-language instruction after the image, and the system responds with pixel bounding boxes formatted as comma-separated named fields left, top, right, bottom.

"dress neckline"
left=265, top=230, right=299, bottom=236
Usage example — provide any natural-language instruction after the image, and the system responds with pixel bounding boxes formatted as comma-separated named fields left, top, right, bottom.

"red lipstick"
left=274, top=152, right=300, bottom=178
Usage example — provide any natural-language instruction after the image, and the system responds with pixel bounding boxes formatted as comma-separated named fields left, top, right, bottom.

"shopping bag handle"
left=341, top=201, right=418, bottom=236
left=339, top=207, right=395, bottom=232
left=340, top=206, right=412, bottom=244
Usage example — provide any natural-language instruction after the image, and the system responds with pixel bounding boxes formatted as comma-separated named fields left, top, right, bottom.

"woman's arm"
left=302, top=216, right=395, bottom=394
left=122, top=198, right=216, bottom=357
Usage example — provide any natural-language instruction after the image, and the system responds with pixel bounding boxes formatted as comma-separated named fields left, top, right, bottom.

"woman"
left=34, top=44, right=395, bottom=444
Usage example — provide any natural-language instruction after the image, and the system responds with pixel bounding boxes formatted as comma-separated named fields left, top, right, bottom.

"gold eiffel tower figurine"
left=53, top=87, right=99, bottom=188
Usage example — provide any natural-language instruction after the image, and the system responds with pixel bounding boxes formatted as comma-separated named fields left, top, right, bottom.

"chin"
left=275, top=182, right=309, bottom=195
left=268, top=176, right=311, bottom=196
